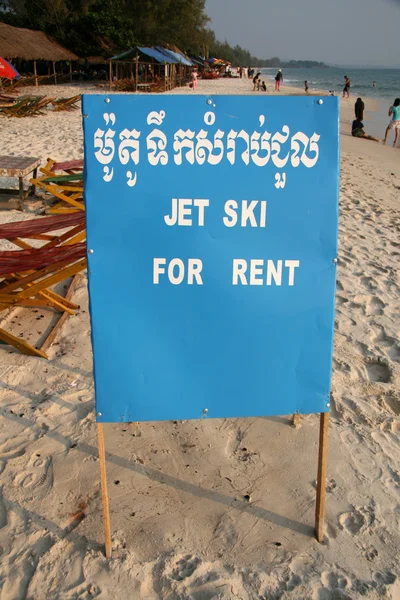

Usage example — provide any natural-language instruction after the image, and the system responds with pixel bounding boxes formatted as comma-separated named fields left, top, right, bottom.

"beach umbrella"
left=0, top=58, right=20, bottom=80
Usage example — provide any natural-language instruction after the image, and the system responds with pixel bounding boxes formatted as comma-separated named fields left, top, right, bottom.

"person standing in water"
left=343, top=75, right=351, bottom=98
left=355, top=98, right=365, bottom=120
left=305, top=81, right=309, bottom=94
left=383, top=98, right=400, bottom=147
left=275, top=68, right=283, bottom=91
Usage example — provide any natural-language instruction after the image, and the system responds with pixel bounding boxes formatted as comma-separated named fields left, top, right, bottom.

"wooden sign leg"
left=292, top=413, right=300, bottom=427
left=315, top=412, right=329, bottom=542
left=97, top=423, right=112, bottom=558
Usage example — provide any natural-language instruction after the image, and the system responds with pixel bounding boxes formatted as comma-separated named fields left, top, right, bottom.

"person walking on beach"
left=355, top=98, right=365, bottom=120
left=275, top=69, right=283, bottom=91
left=305, top=81, right=309, bottom=94
left=383, top=98, right=400, bottom=147
left=352, top=118, right=381, bottom=142
left=343, top=75, right=351, bottom=98
left=191, top=68, right=198, bottom=90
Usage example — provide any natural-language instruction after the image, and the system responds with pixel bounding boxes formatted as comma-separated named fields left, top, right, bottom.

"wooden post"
left=109, top=61, right=112, bottom=91
left=69, top=61, right=72, bottom=83
left=135, top=57, right=138, bottom=92
left=97, top=423, right=112, bottom=558
left=115, top=62, right=118, bottom=81
left=292, top=413, right=300, bottom=427
left=34, top=60, right=38, bottom=88
left=18, top=176, right=24, bottom=211
left=315, top=412, right=329, bottom=542
left=53, top=61, right=57, bottom=85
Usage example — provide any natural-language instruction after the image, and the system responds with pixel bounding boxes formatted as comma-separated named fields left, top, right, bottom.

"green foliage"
left=0, top=0, right=328, bottom=67
left=199, top=30, right=281, bottom=67
left=0, top=0, right=209, bottom=56
left=282, top=60, right=329, bottom=68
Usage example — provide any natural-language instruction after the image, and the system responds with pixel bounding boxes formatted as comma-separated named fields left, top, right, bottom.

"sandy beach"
left=0, top=77, right=399, bottom=600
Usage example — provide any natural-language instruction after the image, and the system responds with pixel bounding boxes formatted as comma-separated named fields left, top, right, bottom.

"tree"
left=0, top=0, right=324, bottom=68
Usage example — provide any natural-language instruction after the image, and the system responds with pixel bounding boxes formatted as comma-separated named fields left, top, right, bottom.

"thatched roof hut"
left=0, top=22, right=78, bottom=61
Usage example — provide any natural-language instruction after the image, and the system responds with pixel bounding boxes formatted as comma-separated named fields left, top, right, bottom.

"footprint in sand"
left=13, top=453, right=52, bottom=491
left=313, top=588, right=352, bottom=599
left=364, top=546, right=378, bottom=561
left=213, top=514, right=238, bottom=549
left=339, top=431, right=380, bottom=482
left=339, top=503, right=376, bottom=536
left=170, top=555, right=201, bottom=581
left=374, top=571, right=397, bottom=586
left=279, top=572, right=302, bottom=592
left=360, top=276, right=378, bottom=292
left=351, top=447, right=381, bottom=482
left=321, top=571, right=348, bottom=591
left=364, top=358, right=391, bottom=383
left=371, top=328, right=400, bottom=362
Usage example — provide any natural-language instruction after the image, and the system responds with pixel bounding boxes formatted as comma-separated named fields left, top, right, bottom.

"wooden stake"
left=292, top=413, right=300, bottom=427
left=315, top=412, right=329, bottom=542
left=69, top=61, right=72, bottom=83
left=53, top=61, right=57, bottom=85
left=34, top=60, right=38, bottom=88
left=109, top=61, right=112, bottom=91
left=40, top=274, right=81, bottom=353
left=97, top=422, right=112, bottom=558
left=135, top=57, right=138, bottom=92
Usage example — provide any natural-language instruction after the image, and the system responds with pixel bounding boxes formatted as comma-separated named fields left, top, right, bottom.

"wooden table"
left=136, top=83, right=152, bottom=92
left=0, top=155, right=41, bottom=210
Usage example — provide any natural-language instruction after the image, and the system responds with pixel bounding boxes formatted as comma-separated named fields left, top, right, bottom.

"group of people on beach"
left=352, top=96, right=400, bottom=147
left=252, top=71, right=267, bottom=92
left=250, top=69, right=283, bottom=93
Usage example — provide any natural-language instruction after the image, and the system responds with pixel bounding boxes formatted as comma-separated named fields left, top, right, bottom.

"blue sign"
left=82, top=95, right=339, bottom=423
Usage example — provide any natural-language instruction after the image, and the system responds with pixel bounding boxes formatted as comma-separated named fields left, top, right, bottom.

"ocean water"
left=261, top=66, right=400, bottom=102
left=261, top=66, right=400, bottom=139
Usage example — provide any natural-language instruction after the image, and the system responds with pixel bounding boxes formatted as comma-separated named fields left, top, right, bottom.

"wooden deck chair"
left=24, top=96, right=55, bottom=117
left=51, top=95, right=81, bottom=112
left=0, top=213, right=87, bottom=358
left=0, top=97, right=33, bottom=117
left=40, top=158, right=84, bottom=177
left=0, top=94, right=16, bottom=107
left=2, top=96, right=55, bottom=118
left=30, top=169, right=84, bottom=214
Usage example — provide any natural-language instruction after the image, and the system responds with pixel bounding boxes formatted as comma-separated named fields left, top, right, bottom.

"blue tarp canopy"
left=155, top=46, right=194, bottom=66
left=190, top=56, right=205, bottom=67
left=138, top=46, right=178, bottom=64
left=110, top=46, right=177, bottom=63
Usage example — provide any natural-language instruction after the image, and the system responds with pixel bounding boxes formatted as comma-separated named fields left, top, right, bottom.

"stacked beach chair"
left=31, top=158, right=84, bottom=214
left=0, top=95, right=81, bottom=117
left=0, top=96, right=55, bottom=117
left=51, top=94, right=81, bottom=111
left=0, top=212, right=86, bottom=358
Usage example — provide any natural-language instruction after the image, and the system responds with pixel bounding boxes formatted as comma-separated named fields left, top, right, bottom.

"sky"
left=205, top=0, right=400, bottom=68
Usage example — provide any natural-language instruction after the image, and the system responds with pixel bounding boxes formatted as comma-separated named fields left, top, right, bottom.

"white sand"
left=0, top=78, right=399, bottom=600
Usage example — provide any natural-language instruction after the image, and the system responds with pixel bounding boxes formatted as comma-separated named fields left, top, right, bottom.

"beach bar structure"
left=0, top=22, right=78, bottom=86
left=108, top=46, right=194, bottom=92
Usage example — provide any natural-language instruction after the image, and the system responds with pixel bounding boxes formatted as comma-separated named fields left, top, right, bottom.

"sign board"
left=82, top=95, right=339, bottom=423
